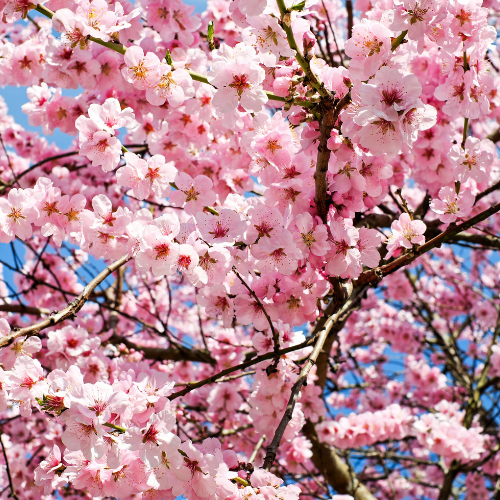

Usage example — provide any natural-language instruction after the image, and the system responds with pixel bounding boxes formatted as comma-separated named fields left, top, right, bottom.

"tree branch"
left=0, top=304, right=51, bottom=316
left=0, top=434, right=18, bottom=500
left=169, top=334, right=321, bottom=400
left=314, top=92, right=351, bottom=222
left=487, top=128, right=500, bottom=144
left=356, top=200, right=500, bottom=286
left=110, top=334, right=216, bottom=365
left=262, top=288, right=355, bottom=470
left=0, top=254, right=131, bottom=348
left=233, top=268, right=279, bottom=356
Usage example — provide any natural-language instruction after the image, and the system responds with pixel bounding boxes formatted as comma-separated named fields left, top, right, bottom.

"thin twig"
left=250, top=434, right=266, bottom=463
left=169, top=334, right=319, bottom=400
left=0, top=134, right=20, bottom=188
left=0, top=434, right=18, bottom=500
left=233, top=268, right=279, bottom=356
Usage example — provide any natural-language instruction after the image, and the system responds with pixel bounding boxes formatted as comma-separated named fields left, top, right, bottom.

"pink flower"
left=6, top=357, right=48, bottom=416
left=170, top=172, right=216, bottom=215
left=74, top=0, right=117, bottom=40
left=386, top=213, right=426, bottom=259
left=354, top=112, right=403, bottom=156
left=391, top=0, right=447, bottom=41
left=0, top=188, right=39, bottom=243
left=87, top=98, right=135, bottom=134
left=194, top=241, right=231, bottom=285
left=171, top=441, right=218, bottom=499
left=252, top=229, right=303, bottom=276
left=359, top=67, right=423, bottom=122
left=241, top=16, right=294, bottom=67
left=79, top=130, right=122, bottom=172
left=430, top=186, right=474, bottom=223
left=70, top=381, right=129, bottom=422
left=344, top=20, right=392, bottom=79
left=123, top=409, right=181, bottom=467
left=357, top=227, right=384, bottom=268
left=0, top=318, right=41, bottom=370
left=208, top=43, right=268, bottom=113
left=146, top=155, right=177, bottom=197
left=450, top=136, right=494, bottom=183
left=104, top=451, right=150, bottom=498
left=245, top=204, right=283, bottom=243
left=118, top=153, right=177, bottom=201
left=326, top=221, right=362, bottom=278
left=116, top=152, right=150, bottom=200
left=122, top=45, right=161, bottom=90
left=197, top=284, right=234, bottom=328
left=146, top=64, right=194, bottom=107
left=196, top=208, right=246, bottom=245
left=154, top=3, right=201, bottom=47
left=292, top=212, right=330, bottom=257
left=34, top=445, right=66, bottom=493
left=234, top=294, right=278, bottom=330
left=136, top=225, right=180, bottom=277
left=399, top=100, right=437, bottom=145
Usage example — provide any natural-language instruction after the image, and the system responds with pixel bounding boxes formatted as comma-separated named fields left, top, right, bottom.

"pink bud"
left=303, top=31, right=316, bottom=52
left=273, top=292, right=286, bottom=304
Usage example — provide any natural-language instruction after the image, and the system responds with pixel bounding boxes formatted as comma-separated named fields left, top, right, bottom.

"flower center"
left=301, top=231, right=316, bottom=247
left=178, top=255, right=192, bottom=269
left=210, top=222, right=229, bottom=239
left=155, top=243, right=171, bottom=260
left=7, top=207, right=25, bottom=223
left=229, top=74, right=251, bottom=96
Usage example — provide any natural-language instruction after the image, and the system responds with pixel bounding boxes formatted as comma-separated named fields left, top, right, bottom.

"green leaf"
left=290, top=1, right=306, bottom=11
left=207, top=21, right=215, bottom=51
left=165, top=49, right=173, bottom=66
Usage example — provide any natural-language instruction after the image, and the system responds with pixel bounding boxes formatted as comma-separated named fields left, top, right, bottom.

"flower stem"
left=104, top=422, right=126, bottom=433
left=462, top=117, right=469, bottom=149
left=391, top=30, right=408, bottom=51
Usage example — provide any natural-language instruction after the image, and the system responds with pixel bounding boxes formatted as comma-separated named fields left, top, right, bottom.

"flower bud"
left=303, top=31, right=316, bottom=52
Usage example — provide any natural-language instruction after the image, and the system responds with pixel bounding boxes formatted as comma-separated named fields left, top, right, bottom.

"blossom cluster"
left=0, top=0, right=498, bottom=495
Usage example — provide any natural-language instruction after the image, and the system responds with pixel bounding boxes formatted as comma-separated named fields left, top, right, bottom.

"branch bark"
left=302, top=422, right=377, bottom=500
left=314, top=92, right=351, bottom=222
left=262, top=284, right=365, bottom=471
left=169, top=334, right=322, bottom=400
left=356, top=200, right=500, bottom=287
left=0, top=304, right=51, bottom=316
left=0, top=254, right=131, bottom=348
left=487, top=127, right=500, bottom=144
left=110, top=335, right=216, bottom=365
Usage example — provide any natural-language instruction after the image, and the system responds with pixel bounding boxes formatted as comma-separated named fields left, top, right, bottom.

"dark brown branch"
left=437, top=465, right=459, bottom=500
left=346, top=0, right=354, bottom=38
left=110, top=335, right=216, bottom=365
left=262, top=288, right=356, bottom=471
left=314, top=92, right=351, bottom=222
left=169, top=334, right=322, bottom=400
left=0, top=304, right=51, bottom=316
left=0, top=144, right=147, bottom=195
left=476, top=179, right=500, bottom=203
left=0, top=434, right=18, bottom=500
left=302, top=422, right=376, bottom=500
left=233, top=268, right=279, bottom=355
left=356, top=200, right=500, bottom=287
left=487, top=128, right=500, bottom=144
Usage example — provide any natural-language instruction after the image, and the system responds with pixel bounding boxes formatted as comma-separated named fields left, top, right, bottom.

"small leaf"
left=290, top=1, right=306, bottom=11
left=165, top=49, right=173, bottom=66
